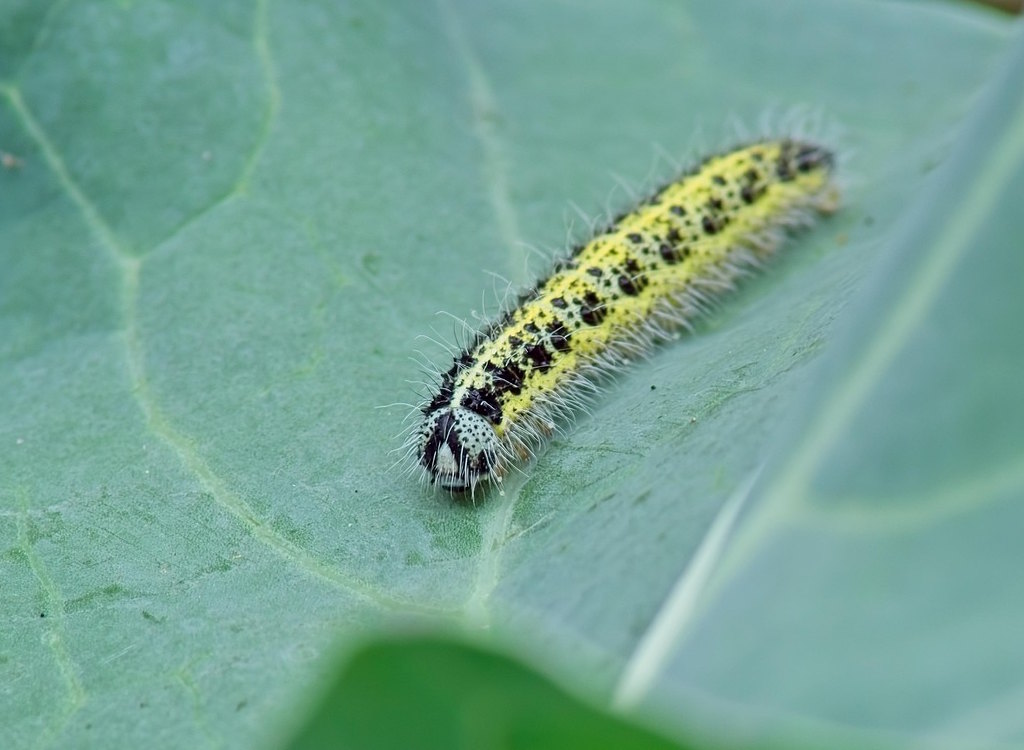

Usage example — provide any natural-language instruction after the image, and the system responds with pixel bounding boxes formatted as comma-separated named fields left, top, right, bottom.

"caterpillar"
left=409, top=138, right=839, bottom=493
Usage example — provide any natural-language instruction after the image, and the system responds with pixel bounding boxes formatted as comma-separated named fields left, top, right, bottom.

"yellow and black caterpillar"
left=411, top=139, right=838, bottom=492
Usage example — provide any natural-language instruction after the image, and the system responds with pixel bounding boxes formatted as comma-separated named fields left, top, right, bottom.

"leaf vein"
left=16, top=495, right=87, bottom=750
left=462, top=487, right=520, bottom=625
left=438, top=0, right=525, bottom=278
left=1, top=83, right=432, bottom=613
left=141, top=0, right=283, bottom=255
left=613, top=469, right=758, bottom=709
left=7, top=0, right=71, bottom=84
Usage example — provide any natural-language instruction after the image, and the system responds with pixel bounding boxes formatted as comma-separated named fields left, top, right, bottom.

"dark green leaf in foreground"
left=1, top=1, right=1021, bottom=749
left=284, top=636, right=686, bottom=750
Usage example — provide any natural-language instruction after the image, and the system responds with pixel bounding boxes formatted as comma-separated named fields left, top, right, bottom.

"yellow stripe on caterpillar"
left=410, top=138, right=839, bottom=494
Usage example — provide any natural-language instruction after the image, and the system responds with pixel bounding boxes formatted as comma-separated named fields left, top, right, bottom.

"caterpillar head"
left=418, top=407, right=501, bottom=492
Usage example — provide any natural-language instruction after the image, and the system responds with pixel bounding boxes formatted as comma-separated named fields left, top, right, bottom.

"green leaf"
left=0, top=1, right=1019, bottom=748
left=619, top=21, right=1024, bottom=748
left=283, top=636, right=686, bottom=750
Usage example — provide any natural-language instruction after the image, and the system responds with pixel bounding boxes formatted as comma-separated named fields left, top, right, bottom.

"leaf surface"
left=0, top=1, right=1018, bottom=748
